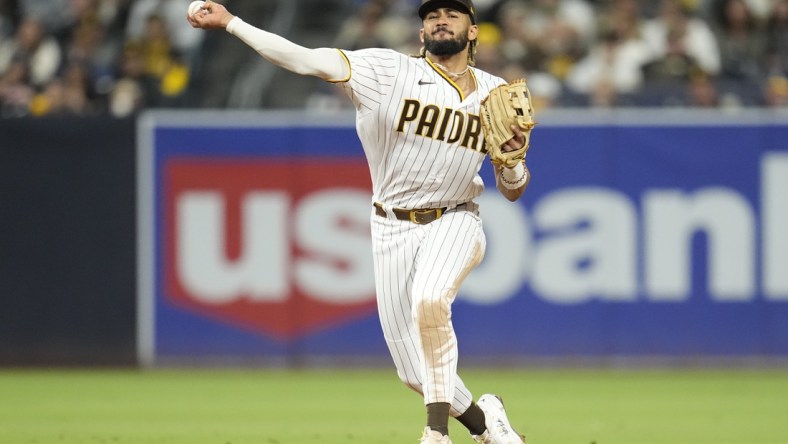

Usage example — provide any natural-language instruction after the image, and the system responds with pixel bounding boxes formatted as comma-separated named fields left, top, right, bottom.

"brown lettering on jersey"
left=396, top=99, right=421, bottom=133
left=461, top=113, right=483, bottom=151
left=395, top=99, right=483, bottom=153
left=416, top=105, right=441, bottom=138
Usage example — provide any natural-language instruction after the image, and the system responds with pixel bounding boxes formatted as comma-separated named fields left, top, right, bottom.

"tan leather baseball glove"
left=480, top=79, right=537, bottom=168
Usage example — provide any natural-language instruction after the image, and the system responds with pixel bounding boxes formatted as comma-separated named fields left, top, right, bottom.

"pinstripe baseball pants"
left=371, top=206, right=486, bottom=415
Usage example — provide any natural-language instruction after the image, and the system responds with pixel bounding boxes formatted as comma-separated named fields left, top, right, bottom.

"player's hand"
left=501, top=125, right=526, bottom=153
left=187, top=0, right=234, bottom=30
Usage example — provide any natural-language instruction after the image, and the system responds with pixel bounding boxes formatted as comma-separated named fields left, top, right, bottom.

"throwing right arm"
left=187, top=1, right=349, bottom=82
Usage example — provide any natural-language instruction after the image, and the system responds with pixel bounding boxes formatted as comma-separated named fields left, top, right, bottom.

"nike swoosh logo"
left=418, top=80, right=435, bottom=85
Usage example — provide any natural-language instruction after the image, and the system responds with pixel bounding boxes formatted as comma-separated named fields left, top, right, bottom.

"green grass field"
left=1, top=368, right=787, bottom=444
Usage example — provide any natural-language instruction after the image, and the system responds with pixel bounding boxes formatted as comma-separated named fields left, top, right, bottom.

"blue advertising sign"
left=137, top=110, right=788, bottom=366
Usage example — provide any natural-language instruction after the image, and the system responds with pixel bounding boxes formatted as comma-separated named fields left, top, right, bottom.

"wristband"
left=500, top=161, right=527, bottom=190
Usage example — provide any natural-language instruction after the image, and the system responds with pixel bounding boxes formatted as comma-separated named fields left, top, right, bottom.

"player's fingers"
left=499, top=130, right=526, bottom=153
left=191, top=5, right=214, bottom=27
left=510, top=125, right=526, bottom=147
left=189, top=12, right=205, bottom=27
left=199, top=1, right=227, bottom=23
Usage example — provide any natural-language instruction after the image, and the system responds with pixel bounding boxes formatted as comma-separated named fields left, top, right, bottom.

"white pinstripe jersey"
left=336, top=48, right=506, bottom=210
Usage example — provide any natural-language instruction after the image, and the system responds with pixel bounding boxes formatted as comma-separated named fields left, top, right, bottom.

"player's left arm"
left=494, top=125, right=530, bottom=202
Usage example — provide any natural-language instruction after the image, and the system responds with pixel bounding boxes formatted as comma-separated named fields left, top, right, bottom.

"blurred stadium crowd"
left=0, top=0, right=785, bottom=117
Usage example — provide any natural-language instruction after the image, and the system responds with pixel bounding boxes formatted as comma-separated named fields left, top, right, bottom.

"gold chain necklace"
left=433, top=62, right=470, bottom=78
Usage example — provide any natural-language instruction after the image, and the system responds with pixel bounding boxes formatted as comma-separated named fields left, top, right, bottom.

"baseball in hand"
left=188, top=0, right=205, bottom=17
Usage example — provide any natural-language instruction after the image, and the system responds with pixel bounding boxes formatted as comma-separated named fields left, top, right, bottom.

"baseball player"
left=188, top=1, right=529, bottom=442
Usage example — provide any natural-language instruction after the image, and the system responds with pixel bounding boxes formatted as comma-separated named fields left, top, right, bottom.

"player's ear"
left=419, top=28, right=425, bottom=44
left=468, top=24, right=478, bottom=41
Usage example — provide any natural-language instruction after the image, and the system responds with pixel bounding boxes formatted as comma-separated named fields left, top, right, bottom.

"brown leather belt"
left=374, top=202, right=466, bottom=225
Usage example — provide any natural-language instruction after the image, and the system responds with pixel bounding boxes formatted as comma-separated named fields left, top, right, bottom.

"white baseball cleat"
left=419, top=426, right=452, bottom=444
left=472, top=394, right=525, bottom=444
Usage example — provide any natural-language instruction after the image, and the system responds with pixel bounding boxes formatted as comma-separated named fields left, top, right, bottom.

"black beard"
left=424, top=32, right=468, bottom=57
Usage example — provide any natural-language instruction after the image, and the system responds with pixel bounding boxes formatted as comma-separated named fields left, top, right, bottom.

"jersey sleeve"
left=335, top=48, right=402, bottom=113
